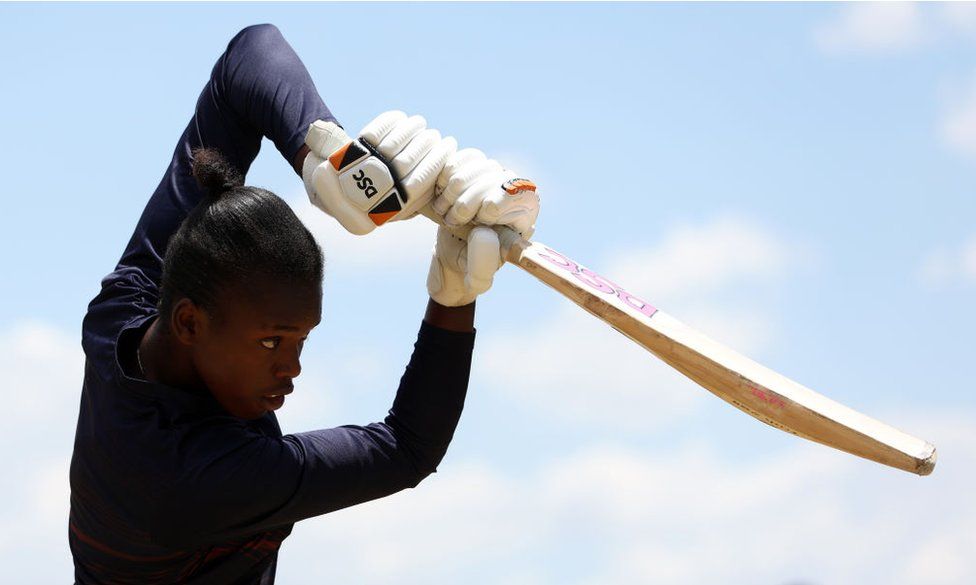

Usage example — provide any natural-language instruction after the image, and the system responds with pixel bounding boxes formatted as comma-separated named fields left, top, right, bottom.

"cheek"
left=195, top=342, right=267, bottom=415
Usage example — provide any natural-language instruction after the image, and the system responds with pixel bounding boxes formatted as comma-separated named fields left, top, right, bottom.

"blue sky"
left=2, top=3, right=975, bottom=583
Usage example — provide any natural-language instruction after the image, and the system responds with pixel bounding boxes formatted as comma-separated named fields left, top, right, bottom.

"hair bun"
left=191, top=148, right=244, bottom=198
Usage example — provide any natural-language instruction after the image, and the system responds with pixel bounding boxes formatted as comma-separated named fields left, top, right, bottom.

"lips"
left=261, top=385, right=293, bottom=411
left=262, top=385, right=294, bottom=399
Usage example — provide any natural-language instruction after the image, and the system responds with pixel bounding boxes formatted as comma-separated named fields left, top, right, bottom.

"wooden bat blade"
left=504, top=236, right=937, bottom=476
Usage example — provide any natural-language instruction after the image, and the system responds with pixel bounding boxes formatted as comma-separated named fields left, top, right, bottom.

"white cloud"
left=1, top=321, right=84, bottom=424
left=903, top=527, right=976, bottom=585
left=479, top=305, right=706, bottom=433
left=605, top=215, right=791, bottom=301
left=476, top=216, right=798, bottom=433
left=815, top=3, right=927, bottom=54
left=279, top=461, right=543, bottom=584
left=918, top=234, right=976, bottom=288
left=276, top=411, right=975, bottom=585
left=940, top=75, right=976, bottom=160
left=816, top=3, right=976, bottom=56
left=0, top=322, right=83, bottom=581
left=31, top=457, right=72, bottom=526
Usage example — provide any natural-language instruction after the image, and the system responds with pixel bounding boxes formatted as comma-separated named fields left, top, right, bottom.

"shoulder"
left=82, top=266, right=158, bottom=383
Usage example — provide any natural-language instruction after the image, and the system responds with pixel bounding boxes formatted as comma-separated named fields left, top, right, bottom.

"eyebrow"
left=261, top=321, right=320, bottom=332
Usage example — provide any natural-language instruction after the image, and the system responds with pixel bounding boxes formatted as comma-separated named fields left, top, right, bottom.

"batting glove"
left=431, top=148, right=539, bottom=239
left=303, top=111, right=457, bottom=235
left=427, top=225, right=505, bottom=307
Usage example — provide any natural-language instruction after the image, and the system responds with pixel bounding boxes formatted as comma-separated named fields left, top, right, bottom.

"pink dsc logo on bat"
left=748, top=385, right=786, bottom=409
left=536, top=247, right=658, bottom=318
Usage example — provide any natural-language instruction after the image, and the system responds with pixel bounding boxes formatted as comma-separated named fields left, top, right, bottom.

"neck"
left=140, top=317, right=206, bottom=393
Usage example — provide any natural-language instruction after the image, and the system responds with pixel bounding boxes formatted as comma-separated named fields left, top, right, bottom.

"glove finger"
left=433, top=158, right=504, bottom=217
left=306, top=120, right=353, bottom=159
left=376, top=115, right=426, bottom=159
left=477, top=188, right=539, bottom=227
left=391, top=129, right=438, bottom=179
left=359, top=111, right=406, bottom=146
left=465, top=226, right=502, bottom=294
left=486, top=209, right=534, bottom=238
left=401, top=136, right=457, bottom=205
left=435, top=148, right=486, bottom=193
left=443, top=171, right=506, bottom=226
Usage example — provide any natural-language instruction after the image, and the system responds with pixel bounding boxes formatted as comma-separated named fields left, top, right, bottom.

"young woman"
left=69, top=24, right=537, bottom=584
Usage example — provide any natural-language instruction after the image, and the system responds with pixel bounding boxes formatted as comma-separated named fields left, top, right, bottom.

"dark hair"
left=158, top=148, right=323, bottom=324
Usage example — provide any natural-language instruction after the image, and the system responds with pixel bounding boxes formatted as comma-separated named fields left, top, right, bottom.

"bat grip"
left=418, top=205, right=527, bottom=264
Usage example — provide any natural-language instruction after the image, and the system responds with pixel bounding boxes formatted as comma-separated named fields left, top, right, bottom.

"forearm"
left=384, top=320, right=475, bottom=475
left=423, top=298, right=475, bottom=333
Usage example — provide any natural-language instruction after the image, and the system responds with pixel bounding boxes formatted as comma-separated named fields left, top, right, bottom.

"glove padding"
left=427, top=225, right=505, bottom=307
left=431, top=148, right=540, bottom=239
left=303, top=111, right=457, bottom=235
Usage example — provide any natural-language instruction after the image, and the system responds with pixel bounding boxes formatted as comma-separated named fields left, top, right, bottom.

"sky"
left=1, top=2, right=974, bottom=583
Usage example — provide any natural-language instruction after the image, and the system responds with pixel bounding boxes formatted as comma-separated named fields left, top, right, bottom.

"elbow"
left=219, top=23, right=296, bottom=93
left=400, top=443, right=451, bottom=488
left=231, top=23, right=284, bottom=49
left=378, top=419, right=458, bottom=488
left=226, top=24, right=292, bottom=67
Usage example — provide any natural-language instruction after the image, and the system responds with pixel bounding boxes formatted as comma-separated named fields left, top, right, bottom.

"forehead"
left=215, top=281, right=322, bottom=331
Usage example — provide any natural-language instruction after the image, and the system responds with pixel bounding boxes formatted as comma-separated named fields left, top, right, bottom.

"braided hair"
left=158, top=148, right=323, bottom=325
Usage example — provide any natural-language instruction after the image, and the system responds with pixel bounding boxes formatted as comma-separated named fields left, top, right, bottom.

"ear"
left=170, top=298, right=210, bottom=346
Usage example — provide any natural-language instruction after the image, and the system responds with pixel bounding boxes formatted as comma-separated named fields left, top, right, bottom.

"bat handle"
left=418, top=205, right=528, bottom=264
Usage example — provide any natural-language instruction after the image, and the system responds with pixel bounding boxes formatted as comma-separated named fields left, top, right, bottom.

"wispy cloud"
left=815, top=3, right=976, bottom=56
left=940, top=74, right=976, bottom=161
left=604, top=215, right=793, bottom=301
left=815, top=3, right=927, bottom=55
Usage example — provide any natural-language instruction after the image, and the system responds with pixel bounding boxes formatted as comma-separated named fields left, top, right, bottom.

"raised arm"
left=115, top=24, right=334, bottom=294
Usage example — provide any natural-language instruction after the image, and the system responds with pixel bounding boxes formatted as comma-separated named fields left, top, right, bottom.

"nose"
left=275, top=346, right=302, bottom=379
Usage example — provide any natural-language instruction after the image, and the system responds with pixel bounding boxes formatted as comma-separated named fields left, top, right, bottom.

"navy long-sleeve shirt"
left=69, top=24, right=474, bottom=584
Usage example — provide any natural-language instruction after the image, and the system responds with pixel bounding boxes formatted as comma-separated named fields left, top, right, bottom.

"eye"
left=260, top=337, right=281, bottom=350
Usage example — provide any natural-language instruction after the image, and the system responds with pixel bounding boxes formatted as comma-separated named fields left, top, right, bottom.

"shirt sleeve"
left=96, top=23, right=335, bottom=312
left=150, top=321, right=475, bottom=548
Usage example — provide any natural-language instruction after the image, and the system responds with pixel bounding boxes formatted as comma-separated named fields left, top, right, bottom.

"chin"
left=236, top=410, right=265, bottom=420
left=219, top=399, right=266, bottom=420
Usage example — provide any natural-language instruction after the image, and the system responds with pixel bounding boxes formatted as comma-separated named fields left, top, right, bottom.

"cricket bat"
left=496, top=232, right=936, bottom=476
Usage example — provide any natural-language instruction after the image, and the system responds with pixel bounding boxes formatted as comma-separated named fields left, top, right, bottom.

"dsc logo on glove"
left=352, top=169, right=378, bottom=199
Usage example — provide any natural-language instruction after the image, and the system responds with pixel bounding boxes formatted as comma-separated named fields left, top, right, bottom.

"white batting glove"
left=303, top=111, right=457, bottom=235
left=431, top=148, right=540, bottom=239
left=427, top=225, right=505, bottom=307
